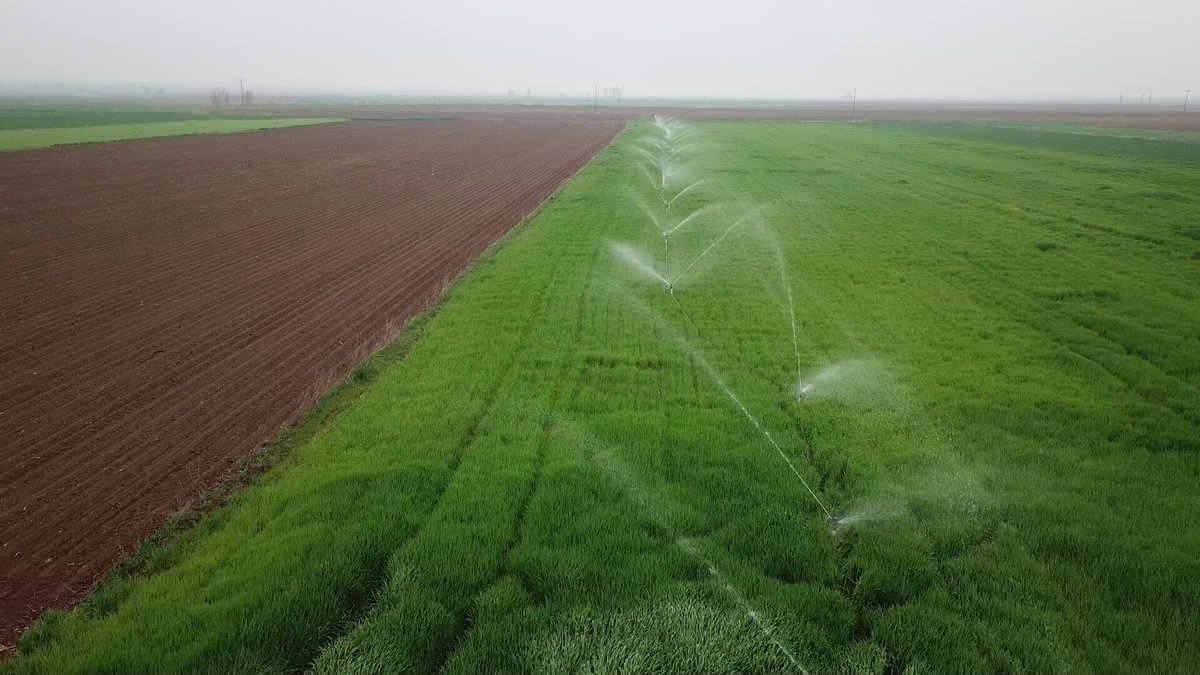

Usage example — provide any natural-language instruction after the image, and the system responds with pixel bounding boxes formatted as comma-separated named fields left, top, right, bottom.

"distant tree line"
left=209, top=87, right=254, bottom=106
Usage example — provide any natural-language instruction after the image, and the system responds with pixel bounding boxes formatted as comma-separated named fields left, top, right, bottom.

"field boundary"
left=347, top=116, right=461, bottom=122
left=0, top=117, right=344, bottom=153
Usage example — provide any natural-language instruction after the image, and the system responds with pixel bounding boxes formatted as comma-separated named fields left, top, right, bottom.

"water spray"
left=689, top=341, right=834, bottom=520
left=672, top=212, right=753, bottom=288
left=794, top=361, right=878, bottom=402
left=611, top=242, right=671, bottom=291
left=662, top=232, right=670, bottom=278
left=621, top=126, right=883, bottom=543
left=620, top=295, right=835, bottom=521
left=556, top=416, right=811, bottom=674
left=665, top=203, right=720, bottom=237
left=665, top=179, right=710, bottom=212
left=778, top=253, right=804, bottom=393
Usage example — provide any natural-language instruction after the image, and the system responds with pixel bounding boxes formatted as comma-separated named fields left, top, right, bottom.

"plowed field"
left=0, top=118, right=621, bottom=644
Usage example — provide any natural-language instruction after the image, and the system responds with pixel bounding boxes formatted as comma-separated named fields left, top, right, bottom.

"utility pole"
left=239, top=77, right=244, bottom=106
left=1186, top=90, right=1191, bottom=114
left=851, top=88, right=857, bottom=121
left=594, top=85, right=598, bottom=114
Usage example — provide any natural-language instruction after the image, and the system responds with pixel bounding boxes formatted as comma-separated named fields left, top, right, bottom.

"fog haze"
left=2, top=0, right=1196, bottom=99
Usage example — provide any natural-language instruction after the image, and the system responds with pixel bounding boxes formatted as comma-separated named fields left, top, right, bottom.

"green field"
left=0, top=115, right=340, bottom=151
left=8, top=121, right=1200, bottom=673
left=0, top=106, right=223, bottom=130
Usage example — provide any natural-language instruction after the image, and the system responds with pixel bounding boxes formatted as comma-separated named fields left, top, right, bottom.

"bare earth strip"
left=0, top=118, right=622, bottom=644
left=260, top=103, right=1200, bottom=132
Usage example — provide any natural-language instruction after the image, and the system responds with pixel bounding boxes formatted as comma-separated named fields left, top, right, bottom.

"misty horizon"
left=0, top=81, right=1195, bottom=105
left=2, top=0, right=1196, bottom=101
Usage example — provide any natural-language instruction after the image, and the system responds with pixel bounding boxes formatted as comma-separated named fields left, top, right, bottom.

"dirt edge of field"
left=5, top=122, right=627, bottom=656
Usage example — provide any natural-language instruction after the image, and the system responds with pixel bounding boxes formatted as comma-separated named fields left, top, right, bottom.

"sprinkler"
left=829, top=513, right=852, bottom=535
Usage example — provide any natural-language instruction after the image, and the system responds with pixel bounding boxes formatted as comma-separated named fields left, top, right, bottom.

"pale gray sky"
left=2, top=0, right=1197, bottom=99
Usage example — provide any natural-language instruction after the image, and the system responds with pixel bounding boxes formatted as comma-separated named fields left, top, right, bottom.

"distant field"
left=979, top=122, right=1200, bottom=142
left=0, top=118, right=341, bottom=151
left=0, top=106, right=210, bottom=129
left=6, top=121, right=1199, bottom=673
left=903, top=122, right=1200, bottom=164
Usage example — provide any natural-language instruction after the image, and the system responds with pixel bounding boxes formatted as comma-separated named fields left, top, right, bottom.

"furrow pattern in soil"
left=0, top=118, right=622, bottom=645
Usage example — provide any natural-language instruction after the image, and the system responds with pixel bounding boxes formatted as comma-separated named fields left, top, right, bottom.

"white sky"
left=1, top=0, right=1197, bottom=99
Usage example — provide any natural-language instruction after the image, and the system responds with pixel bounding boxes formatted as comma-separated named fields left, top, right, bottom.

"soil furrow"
left=0, top=118, right=622, bottom=646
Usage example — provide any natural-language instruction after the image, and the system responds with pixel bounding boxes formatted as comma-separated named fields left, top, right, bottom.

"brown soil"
left=253, top=102, right=1200, bottom=132
left=0, top=118, right=621, bottom=646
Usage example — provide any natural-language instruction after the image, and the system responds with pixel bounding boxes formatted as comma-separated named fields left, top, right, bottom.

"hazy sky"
left=2, top=0, right=1197, bottom=99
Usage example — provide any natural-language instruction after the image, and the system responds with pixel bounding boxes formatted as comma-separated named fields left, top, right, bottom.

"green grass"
left=0, top=106, right=214, bottom=130
left=0, top=118, right=341, bottom=151
left=7, top=121, right=1200, bottom=674
left=899, top=122, right=1200, bottom=165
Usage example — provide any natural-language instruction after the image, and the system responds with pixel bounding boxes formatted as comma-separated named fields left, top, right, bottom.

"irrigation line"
left=637, top=137, right=668, bottom=154
left=663, top=234, right=670, bottom=279
left=664, top=203, right=718, bottom=237
left=621, top=292, right=834, bottom=521
left=675, top=538, right=809, bottom=674
left=782, top=276, right=803, bottom=387
left=639, top=163, right=663, bottom=198
left=670, top=290, right=696, bottom=328
left=632, top=145, right=669, bottom=172
left=689, top=349, right=834, bottom=520
left=665, top=179, right=709, bottom=211
left=559, top=416, right=810, bottom=674
left=623, top=132, right=831, bottom=519
left=762, top=225, right=804, bottom=388
left=671, top=214, right=749, bottom=287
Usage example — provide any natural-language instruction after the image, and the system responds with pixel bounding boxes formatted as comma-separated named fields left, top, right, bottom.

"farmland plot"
left=6, top=121, right=1200, bottom=673
left=0, top=118, right=622, bottom=644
